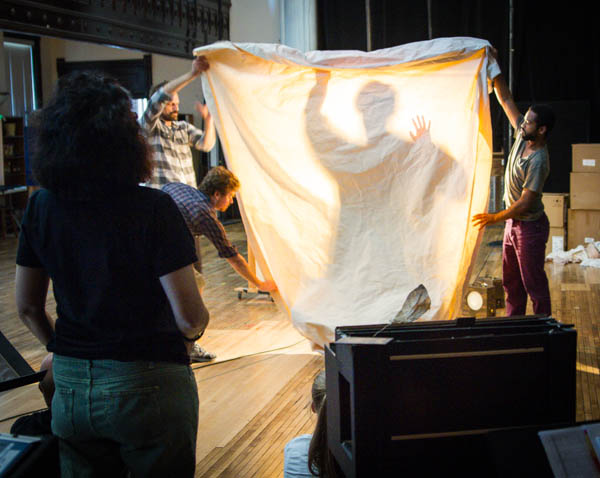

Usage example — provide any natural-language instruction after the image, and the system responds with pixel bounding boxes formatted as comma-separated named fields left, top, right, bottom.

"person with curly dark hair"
left=15, top=71, right=209, bottom=477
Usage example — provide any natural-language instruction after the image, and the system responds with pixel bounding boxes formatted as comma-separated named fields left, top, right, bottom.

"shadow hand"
left=410, top=115, right=431, bottom=141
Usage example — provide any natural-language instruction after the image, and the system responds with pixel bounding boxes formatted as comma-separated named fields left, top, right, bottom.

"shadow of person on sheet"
left=297, top=70, right=466, bottom=340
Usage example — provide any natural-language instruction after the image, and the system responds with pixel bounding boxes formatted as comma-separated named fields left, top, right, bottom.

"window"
left=132, top=98, right=148, bottom=121
left=4, top=40, right=37, bottom=116
left=280, top=0, right=316, bottom=52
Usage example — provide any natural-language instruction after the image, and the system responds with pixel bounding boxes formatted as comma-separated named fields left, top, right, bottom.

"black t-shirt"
left=16, top=187, right=197, bottom=364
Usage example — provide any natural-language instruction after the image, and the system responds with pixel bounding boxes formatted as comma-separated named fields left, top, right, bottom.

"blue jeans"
left=51, top=355, right=199, bottom=478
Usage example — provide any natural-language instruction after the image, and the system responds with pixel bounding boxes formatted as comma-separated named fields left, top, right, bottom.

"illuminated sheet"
left=195, top=38, right=500, bottom=347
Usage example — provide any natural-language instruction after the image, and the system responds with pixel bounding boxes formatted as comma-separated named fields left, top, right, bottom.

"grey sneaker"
left=189, top=343, right=216, bottom=362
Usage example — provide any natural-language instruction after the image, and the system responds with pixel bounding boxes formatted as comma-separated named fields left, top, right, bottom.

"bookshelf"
left=1, top=116, right=28, bottom=237
left=2, top=117, right=26, bottom=186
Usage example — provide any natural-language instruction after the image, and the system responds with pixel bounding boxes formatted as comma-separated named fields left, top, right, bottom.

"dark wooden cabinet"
left=327, top=316, right=577, bottom=477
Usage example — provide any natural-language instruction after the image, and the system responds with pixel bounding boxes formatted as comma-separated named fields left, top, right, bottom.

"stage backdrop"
left=195, top=38, right=500, bottom=347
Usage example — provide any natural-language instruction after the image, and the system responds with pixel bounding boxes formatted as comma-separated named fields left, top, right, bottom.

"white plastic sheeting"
left=546, top=242, right=600, bottom=267
left=195, top=38, right=500, bottom=347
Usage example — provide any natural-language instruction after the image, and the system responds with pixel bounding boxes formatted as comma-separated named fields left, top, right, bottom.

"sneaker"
left=189, top=343, right=216, bottom=362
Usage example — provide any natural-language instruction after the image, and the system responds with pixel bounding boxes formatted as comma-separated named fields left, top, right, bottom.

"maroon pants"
left=502, top=214, right=551, bottom=316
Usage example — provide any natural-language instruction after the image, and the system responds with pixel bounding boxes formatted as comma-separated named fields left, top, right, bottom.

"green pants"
left=51, top=355, right=199, bottom=478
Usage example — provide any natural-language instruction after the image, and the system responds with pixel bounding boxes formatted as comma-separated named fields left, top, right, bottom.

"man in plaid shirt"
left=163, top=167, right=278, bottom=293
left=142, top=55, right=216, bottom=188
left=163, top=167, right=278, bottom=362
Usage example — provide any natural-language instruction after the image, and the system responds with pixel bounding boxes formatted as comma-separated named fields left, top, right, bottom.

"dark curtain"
left=510, top=3, right=599, bottom=192
left=317, top=0, right=600, bottom=193
left=370, top=0, right=429, bottom=48
left=317, top=0, right=367, bottom=50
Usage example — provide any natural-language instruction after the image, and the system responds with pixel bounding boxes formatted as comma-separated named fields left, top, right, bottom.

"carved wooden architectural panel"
left=0, top=0, right=230, bottom=58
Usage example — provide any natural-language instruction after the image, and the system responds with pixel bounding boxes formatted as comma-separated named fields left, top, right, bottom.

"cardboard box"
left=542, top=193, right=568, bottom=227
left=573, top=144, right=600, bottom=173
left=546, top=227, right=566, bottom=256
left=567, top=209, right=600, bottom=249
left=570, top=173, right=600, bottom=210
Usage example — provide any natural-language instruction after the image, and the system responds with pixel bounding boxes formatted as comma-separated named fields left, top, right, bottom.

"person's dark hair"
left=307, top=371, right=340, bottom=478
left=149, top=80, right=168, bottom=99
left=199, top=166, right=240, bottom=197
left=33, top=71, right=152, bottom=198
left=529, top=104, right=555, bottom=138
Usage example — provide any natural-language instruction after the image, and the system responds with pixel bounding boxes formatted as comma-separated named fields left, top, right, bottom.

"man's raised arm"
left=163, top=55, right=209, bottom=96
left=490, top=48, right=520, bottom=129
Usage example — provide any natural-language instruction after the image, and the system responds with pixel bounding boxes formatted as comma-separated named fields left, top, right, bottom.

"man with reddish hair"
left=164, top=167, right=278, bottom=362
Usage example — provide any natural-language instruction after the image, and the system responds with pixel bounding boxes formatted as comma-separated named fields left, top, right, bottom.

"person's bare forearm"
left=196, top=106, right=216, bottom=151
left=16, top=265, right=55, bottom=346
left=472, top=189, right=537, bottom=229
left=493, top=74, right=520, bottom=129
left=227, top=254, right=262, bottom=287
left=485, top=199, right=532, bottom=225
left=163, top=56, right=209, bottom=96
left=160, top=265, right=209, bottom=339
left=226, top=254, right=278, bottom=292
left=163, top=71, right=198, bottom=96
left=19, top=309, right=54, bottom=347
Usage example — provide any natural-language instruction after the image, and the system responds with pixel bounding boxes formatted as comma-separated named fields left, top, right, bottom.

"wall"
left=39, top=37, right=144, bottom=103
left=230, top=0, right=281, bottom=44
left=2, top=0, right=283, bottom=111
left=28, top=0, right=281, bottom=114
left=39, top=38, right=207, bottom=127
left=1, top=0, right=284, bottom=169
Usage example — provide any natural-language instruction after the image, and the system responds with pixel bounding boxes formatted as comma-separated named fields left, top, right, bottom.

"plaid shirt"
left=141, top=88, right=213, bottom=189
left=162, top=183, right=238, bottom=264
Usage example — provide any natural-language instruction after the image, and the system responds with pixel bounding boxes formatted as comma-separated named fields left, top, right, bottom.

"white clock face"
left=467, top=291, right=483, bottom=311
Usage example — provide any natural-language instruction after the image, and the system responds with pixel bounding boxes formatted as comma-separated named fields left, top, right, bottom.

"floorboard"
left=0, top=221, right=599, bottom=477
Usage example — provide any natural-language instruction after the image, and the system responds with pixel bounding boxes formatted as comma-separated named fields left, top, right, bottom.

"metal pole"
left=507, top=0, right=514, bottom=154
left=427, top=0, right=433, bottom=40
left=365, top=0, right=372, bottom=51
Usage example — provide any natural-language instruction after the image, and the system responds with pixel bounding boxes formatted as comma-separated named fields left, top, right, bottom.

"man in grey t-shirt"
left=472, top=50, right=554, bottom=316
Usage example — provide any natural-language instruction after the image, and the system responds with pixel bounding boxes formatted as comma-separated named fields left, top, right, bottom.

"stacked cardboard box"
left=542, top=193, right=568, bottom=255
left=569, top=144, right=600, bottom=249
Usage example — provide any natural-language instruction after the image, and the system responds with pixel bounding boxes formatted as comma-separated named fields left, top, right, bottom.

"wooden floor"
left=0, top=221, right=599, bottom=477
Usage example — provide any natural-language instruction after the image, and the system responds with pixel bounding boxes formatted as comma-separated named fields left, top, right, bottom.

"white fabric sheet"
left=195, top=38, right=500, bottom=347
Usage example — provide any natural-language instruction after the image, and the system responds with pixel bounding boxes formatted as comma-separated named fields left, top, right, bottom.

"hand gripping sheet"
left=195, top=38, right=500, bottom=347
